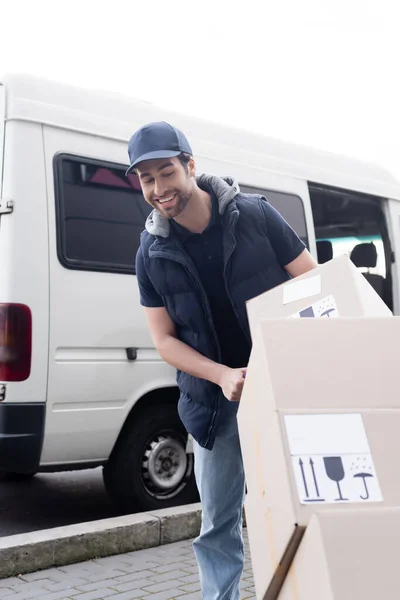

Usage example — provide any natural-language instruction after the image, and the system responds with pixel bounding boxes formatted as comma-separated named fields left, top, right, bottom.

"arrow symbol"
left=310, top=458, right=320, bottom=497
left=299, top=458, right=309, bottom=498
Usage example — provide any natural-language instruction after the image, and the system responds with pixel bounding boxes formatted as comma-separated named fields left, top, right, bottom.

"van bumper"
left=0, top=403, right=45, bottom=473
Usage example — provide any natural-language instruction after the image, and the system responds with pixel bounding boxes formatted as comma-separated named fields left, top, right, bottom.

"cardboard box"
left=238, top=257, right=395, bottom=599
left=246, top=255, right=391, bottom=339
left=278, top=508, right=400, bottom=600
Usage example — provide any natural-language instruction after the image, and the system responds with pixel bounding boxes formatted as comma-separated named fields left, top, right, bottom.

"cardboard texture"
left=278, top=508, right=400, bottom=600
left=246, top=255, right=391, bottom=340
left=238, top=257, right=395, bottom=600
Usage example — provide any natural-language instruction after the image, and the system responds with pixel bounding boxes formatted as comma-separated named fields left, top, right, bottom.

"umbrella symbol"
left=354, top=472, right=373, bottom=500
left=320, top=308, right=336, bottom=318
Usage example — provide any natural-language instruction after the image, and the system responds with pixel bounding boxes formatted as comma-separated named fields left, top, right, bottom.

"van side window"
left=309, top=183, right=392, bottom=309
left=240, top=186, right=308, bottom=246
left=54, top=156, right=151, bottom=274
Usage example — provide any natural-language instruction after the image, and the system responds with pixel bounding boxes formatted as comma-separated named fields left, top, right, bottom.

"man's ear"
left=188, top=157, right=196, bottom=178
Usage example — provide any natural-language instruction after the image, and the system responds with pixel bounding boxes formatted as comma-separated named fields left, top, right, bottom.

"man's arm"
left=285, top=248, right=318, bottom=277
left=144, top=306, right=245, bottom=401
left=259, top=199, right=318, bottom=276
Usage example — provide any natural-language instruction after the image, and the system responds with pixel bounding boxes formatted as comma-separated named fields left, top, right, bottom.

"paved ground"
left=0, top=468, right=121, bottom=537
left=0, top=531, right=255, bottom=600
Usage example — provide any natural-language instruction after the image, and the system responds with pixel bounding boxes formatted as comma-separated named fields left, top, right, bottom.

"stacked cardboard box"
left=278, top=508, right=400, bottom=600
left=238, top=256, right=399, bottom=599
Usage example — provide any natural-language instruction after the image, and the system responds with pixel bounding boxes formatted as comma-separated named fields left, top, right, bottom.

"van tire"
left=103, top=404, right=198, bottom=512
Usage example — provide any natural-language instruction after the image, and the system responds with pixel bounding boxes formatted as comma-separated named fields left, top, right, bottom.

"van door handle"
left=126, top=347, right=137, bottom=361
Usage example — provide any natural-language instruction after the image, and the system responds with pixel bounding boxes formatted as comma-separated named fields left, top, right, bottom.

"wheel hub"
left=143, top=435, right=188, bottom=492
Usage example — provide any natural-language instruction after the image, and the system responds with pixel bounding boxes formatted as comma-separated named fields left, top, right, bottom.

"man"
left=127, top=121, right=317, bottom=600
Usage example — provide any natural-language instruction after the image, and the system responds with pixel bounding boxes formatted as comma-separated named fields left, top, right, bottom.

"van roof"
left=2, top=73, right=400, bottom=201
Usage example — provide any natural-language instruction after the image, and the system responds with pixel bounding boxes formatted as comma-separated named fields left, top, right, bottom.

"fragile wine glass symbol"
left=323, top=457, right=348, bottom=501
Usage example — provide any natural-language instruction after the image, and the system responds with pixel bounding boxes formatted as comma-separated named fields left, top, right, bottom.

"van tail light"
left=0, top=304, right=32, bottom=382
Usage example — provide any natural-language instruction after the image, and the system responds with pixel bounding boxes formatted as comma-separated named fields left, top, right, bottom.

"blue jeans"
left=193, top=404, right=246, bottom=600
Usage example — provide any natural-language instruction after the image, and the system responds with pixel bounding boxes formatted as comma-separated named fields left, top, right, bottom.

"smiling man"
left=127, top=121, right=317, bottom=600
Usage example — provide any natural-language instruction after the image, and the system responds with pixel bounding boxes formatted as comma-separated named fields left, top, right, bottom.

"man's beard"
left=152, top=189, right=192, bottom=219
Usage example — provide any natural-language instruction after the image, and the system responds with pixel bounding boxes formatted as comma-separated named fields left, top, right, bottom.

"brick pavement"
left=0, top=530, right=255, bottom=600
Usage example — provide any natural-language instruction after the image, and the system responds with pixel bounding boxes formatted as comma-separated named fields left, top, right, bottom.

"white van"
left=1, top=74, right=400, bottom=512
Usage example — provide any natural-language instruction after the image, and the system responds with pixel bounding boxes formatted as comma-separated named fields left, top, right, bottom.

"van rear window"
left=54, top=155, right=151, bottom=274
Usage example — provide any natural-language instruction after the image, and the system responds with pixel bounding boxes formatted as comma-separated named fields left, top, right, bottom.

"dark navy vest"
left=140, top=193, right=291, bottom=449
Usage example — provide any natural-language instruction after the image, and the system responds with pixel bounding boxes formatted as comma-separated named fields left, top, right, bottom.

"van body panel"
left=0, top=121, right=49, bottom=404
left=40, top=125, right=176, bottom=464
left=0, top=82, right=5, bottom=193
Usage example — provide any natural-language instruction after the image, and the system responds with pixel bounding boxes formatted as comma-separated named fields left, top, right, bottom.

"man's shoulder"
left=234, top=191, right=266, bottom=213
left=138, top=228, right=155, bottom=258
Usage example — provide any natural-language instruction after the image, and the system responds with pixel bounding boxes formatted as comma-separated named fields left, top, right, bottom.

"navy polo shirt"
left=170, top=186, right=251, bottom=369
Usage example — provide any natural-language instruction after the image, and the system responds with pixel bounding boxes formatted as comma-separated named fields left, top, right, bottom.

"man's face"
left=136, top=156, right=195, bottom=219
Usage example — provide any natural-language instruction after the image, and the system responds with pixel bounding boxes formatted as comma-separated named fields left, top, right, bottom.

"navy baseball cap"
left=126, top=121, right=193, bottom=175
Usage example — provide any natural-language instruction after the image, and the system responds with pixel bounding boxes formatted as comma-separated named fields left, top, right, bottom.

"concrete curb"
left=0, top=502, right=202, bottom=579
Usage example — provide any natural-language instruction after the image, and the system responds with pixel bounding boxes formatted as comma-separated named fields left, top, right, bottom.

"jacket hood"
left=144, top=174, right=240, bottom=238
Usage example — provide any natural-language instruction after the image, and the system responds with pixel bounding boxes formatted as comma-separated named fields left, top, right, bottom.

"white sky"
left=1, top=0, right=399, bottom=179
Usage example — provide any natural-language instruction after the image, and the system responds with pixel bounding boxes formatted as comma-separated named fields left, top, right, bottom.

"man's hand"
left=218, top=367, right=247, bottom=402
left=144, top=307, right=249, bottom=400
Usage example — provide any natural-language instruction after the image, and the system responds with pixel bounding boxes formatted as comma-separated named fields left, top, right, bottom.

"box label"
left=284, top=414, right=383, bottom=504
left=283, top=275, right=321, bottom=304
left=289, top=294, right=339, bottom=319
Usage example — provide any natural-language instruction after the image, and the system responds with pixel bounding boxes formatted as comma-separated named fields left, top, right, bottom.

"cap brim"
left=125, top=150, right=181, bottom=176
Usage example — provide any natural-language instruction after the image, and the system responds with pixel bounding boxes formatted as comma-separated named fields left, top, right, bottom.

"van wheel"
left=103, top=404, right=198, bottom=512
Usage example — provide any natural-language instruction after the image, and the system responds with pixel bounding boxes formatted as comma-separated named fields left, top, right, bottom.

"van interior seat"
left=350, top=242, right=385, bottom=299
left=316, top=240, right=333, bottom=264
